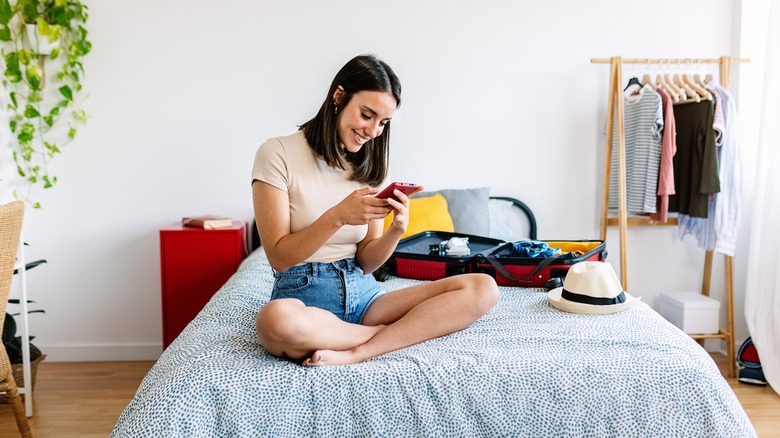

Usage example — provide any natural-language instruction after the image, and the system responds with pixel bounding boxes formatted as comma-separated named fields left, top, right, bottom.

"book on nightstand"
left=182, top=215, right=233, bottom=229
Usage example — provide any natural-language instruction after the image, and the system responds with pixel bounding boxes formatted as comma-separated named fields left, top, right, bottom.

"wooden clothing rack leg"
left=591, top=56, right=749, bottom=378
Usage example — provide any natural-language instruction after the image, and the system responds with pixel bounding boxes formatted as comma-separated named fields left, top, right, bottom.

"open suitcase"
left=475, top=240, right=607, bottom=288
left=378, top=232, right=606, bottom=289
left=374, top=196, right=606, bottom=288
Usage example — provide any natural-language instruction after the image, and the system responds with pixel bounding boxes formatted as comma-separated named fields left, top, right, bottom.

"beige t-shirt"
left=252, top=131, right=382, bottom=263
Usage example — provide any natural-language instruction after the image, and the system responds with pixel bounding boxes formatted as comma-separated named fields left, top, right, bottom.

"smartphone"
left=375, top=182, right=419, bottom=200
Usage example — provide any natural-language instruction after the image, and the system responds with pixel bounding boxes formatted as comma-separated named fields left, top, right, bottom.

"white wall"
left=3, top=0, right=754, bottom=361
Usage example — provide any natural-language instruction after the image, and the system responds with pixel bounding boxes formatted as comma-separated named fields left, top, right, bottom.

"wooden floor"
left=0, top=354, right=778, bottom=437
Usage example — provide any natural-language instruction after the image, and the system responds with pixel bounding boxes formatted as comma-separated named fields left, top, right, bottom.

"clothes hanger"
left=684, top=73, right=713, bottom=100
left=643, top=73, right=658, bottom=89
left=693, top=73, right=706, bottom=87
left=624, top=76, right=642, bottom=91
left=659, top=61, right=681, bottom=102
left=693, top=59, right=709, bottom=89
left=698, top=59, right=714, bottom=85
left=673, top=62, right=698, bottom=102
left=662, top=59, right=686, bottom=100
left=664, top=72, right=685, bottom=101
left=621, top=63, right=643, bottom=97
left=642, top=60, right=658, bottom=90
left=658, top=75, right=680, bottom=101
left=684, top=60, right=712, bottom=100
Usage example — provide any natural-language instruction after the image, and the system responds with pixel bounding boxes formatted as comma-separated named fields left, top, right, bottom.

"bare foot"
left=302, top=348, right=361, bottom=367
left=301, top=324, right=386, bottom=366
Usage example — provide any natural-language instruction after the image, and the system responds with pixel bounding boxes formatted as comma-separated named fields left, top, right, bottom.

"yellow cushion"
left=383, top=193, right=454, bottom=239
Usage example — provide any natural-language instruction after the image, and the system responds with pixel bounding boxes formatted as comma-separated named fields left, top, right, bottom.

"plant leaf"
left=72, top=109, right=87, bottom=122
left=26, top=64, right=42, bottom=91
left=59, top=85, right=73, bottom=101
left=0, top=25, right=10, bottom=41
left=4, top=52, right=21, bottom=82
left=18, top=49, right=31, bottom=66
left=24, top=105, right=40, bottom=118
left=0, top=0, right=11, bottom=25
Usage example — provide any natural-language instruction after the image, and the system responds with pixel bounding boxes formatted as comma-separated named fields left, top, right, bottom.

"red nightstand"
left=159, top=221, right=246, bottom=349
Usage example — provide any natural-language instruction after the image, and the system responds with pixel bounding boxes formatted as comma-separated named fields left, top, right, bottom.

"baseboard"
left=35, top=343, right=162, bottom=362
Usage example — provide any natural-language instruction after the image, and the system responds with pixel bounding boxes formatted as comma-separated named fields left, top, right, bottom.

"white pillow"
left=488, top=199, right=516, bottom=241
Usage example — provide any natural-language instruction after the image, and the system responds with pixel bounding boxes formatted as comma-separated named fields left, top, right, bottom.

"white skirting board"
left=34, top=343, right=162, bottom=362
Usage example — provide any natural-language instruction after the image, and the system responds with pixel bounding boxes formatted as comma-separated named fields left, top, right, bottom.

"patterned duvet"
left=112, top=251, right=756, bottom=437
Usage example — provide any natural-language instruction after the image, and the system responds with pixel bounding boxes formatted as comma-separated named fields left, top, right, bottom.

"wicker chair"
left=0, top=200, right=32, bottom=437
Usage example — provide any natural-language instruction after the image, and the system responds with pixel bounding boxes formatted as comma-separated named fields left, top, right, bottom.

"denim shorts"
left=270, top=258, right=386, bottom=324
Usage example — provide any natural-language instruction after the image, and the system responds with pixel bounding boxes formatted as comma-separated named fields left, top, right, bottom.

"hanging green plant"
left=0, top=0, right=91, bottom=208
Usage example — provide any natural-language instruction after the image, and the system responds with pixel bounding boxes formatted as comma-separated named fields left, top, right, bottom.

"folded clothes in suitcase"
left=475, top=240, right=607, bottom=288
left=377, top=231, right=505, bottom=281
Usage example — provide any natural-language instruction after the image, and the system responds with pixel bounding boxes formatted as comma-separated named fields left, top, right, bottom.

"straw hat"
left=547, top=261, right=639, bottom=314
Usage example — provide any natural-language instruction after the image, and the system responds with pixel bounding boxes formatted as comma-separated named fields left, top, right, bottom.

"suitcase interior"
left=391, top=231, right=505, bottom=281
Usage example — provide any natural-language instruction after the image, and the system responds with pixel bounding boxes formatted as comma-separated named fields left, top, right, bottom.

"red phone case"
left=375, top=182, right=418, bottom=199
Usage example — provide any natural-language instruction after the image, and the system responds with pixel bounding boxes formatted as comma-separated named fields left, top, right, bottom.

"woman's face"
left=334, top=88, right=397, bottom=153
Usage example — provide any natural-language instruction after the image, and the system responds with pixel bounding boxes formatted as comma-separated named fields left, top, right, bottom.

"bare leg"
left=303, top=273, right=499, bottom=366
left=256, top=298, right=384, bottom=361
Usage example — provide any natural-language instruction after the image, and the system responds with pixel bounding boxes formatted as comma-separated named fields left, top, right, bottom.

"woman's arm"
left=253, top=180, right=392, bottom=272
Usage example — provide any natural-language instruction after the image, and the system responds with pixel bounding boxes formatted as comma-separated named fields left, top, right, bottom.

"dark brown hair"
left=299, top=54, right=401, bottom=186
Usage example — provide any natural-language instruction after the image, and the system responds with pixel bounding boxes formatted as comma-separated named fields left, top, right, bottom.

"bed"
left=112, top=194, right=757, bottom=437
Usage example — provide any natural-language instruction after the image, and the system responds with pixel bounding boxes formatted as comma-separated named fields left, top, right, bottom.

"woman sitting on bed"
left=251, top=54, right=499, bottom=366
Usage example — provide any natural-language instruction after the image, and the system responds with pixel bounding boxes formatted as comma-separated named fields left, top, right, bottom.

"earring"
left=333, top=102, right=338, bottom=115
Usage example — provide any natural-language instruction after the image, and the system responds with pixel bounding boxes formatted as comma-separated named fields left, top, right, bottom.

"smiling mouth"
left=353, top=130, right=370, bottom=144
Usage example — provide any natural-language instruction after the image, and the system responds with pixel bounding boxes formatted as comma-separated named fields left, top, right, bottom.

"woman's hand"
left=354, top=185, right=424, bottom=273
left=383, top=186, right=424, bottom=235
left=330, top=187, right=393, bottom=226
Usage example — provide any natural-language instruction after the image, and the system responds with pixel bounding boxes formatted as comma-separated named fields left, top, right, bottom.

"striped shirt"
left=609, top=85, right=663, bottom=214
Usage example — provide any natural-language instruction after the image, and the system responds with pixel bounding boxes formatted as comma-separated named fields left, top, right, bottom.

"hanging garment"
left=609, top=85, right=663, bottom=214
left=711, top=83, right=742, bottom=255
left=676, top=83, right=741, bottom=255
left=649, top=87, right=677, bottom=223
left=677, top=88, right=722, bottom=246
left=668, top=100, right=719, bottom=218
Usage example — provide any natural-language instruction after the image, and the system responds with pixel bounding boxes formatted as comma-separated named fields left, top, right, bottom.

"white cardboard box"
left=659, top=291, right=720, bottom=334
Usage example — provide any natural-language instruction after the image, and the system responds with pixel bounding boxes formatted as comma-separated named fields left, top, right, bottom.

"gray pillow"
left=417, top=187, right=491, bottom=236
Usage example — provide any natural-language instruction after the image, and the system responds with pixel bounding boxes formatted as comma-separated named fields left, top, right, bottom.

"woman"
left=251, top=54, right=499, bottom=366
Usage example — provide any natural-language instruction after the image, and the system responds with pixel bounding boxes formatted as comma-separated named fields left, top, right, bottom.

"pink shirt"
left=650, top=88, right=677, bottom=223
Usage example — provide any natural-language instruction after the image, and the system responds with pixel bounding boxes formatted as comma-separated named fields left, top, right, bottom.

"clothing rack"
left=590, top=56, right=749, bottom=378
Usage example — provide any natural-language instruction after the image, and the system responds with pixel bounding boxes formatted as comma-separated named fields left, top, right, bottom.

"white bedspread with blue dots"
left=112, top=251, right=756, bottom=437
